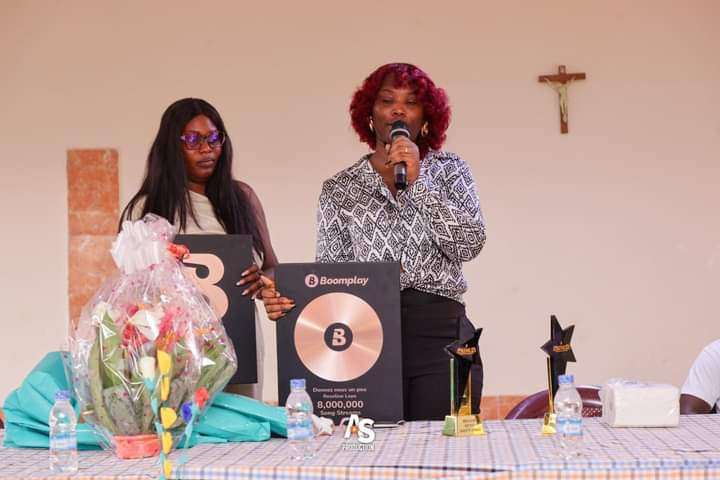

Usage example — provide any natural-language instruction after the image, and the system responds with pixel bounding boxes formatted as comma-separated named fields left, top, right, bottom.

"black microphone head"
left=390, top=120, right=410, bottom=140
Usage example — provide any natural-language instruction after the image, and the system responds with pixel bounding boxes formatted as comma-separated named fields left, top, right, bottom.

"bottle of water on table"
left=554, top=374, right=583, bottom=459
left=49, top=389, right=78, bottom=473
left=286, top=378, right=314, bottom=460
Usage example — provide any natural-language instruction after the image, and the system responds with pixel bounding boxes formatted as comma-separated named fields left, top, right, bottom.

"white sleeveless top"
left=181, top=190, right=226, bottom=234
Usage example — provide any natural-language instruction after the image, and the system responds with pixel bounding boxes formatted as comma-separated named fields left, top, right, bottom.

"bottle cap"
left=55, top=390, right=71, bottom=401
left=290, top=378, right=306, bottom=390
left=558, top=374, right=574, bottom=384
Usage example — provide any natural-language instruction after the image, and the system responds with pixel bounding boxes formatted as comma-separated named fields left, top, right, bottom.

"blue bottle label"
left=50, top=432, right=77, bottom=450
left=557, top=417, right=582, bottom=436
left=287, top=417, right=313, bottom=441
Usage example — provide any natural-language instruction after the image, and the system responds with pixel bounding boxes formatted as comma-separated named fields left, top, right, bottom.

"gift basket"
left=68, top=214, right=237, bottom=475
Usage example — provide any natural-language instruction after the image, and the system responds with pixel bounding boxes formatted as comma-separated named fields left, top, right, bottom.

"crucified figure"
left=544, top=78, right=573, bottom=123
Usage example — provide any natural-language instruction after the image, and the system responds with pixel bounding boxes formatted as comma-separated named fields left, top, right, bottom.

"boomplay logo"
left=304, top=274, right=369, bottom=288
left=304, top=273, right=320, bottom=288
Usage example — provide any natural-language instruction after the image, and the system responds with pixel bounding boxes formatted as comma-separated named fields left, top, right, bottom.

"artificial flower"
left=121, top=323, right=148, bottom=349
left=161, top=376, right=170, bottom=401
left=162, top=431, right=172, bottom=454
left=194, top=387, right=209, bottom=410
left=181, top=402, right=193, bottom=423
left=160, top=309, right=176, bottom=336
left=129, top=306, right=164, bottom=341
left=157, top=350, right=172, bottom=375
left=138, top=356, right=156, bottom=380
left=160, top=407, right=177, bottom=429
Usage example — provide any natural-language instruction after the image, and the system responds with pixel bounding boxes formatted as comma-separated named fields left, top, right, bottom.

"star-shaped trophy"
left=442, top=328, right=485, bottom=436
left=539, top=315, right=576, bottom=434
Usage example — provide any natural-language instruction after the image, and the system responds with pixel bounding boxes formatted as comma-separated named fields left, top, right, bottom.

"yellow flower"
left=160, top=407, right=177, bottom=429
left=164, top=458, right=172, bottom=477
left=157, top=350, right=172, bottom=375
left=162, top=432, right=173, bottom=454
left=161, top=376, right=170, bottom=401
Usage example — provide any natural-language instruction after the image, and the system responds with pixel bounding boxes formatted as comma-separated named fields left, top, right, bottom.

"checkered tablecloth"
left=3, top=415, right=720, bottom=479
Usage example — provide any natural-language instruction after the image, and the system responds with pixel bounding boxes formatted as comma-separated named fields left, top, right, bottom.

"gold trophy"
left=540, top=315, right=576, bottom=435
left=542, top=357, right=558, bottom=434
left=443, top=329, right=485, bottom=437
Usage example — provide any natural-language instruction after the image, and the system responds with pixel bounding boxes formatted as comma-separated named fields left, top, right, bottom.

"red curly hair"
left=350, top=63, right=451, bottom=159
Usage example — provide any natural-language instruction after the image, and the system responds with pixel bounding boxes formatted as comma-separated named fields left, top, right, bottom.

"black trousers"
left=401, top=289, right=481, bottom=421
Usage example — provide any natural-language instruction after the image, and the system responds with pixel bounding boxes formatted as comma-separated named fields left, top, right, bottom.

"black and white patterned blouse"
left=316, top=150, right=486, bottom=303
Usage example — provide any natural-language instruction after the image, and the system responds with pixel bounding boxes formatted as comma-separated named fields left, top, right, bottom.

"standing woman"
left=263, top=63, right=486, bottom=420
left=120, top=97, right=278, bottom=400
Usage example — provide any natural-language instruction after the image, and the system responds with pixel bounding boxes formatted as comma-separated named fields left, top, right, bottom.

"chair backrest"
left=504, top=385, right=602, bottom=419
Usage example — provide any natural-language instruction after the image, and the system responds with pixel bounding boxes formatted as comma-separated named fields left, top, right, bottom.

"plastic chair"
left=505, top=385, right=602, bottom=419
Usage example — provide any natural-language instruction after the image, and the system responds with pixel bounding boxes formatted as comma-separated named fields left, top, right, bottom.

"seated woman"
left=263, top=63, right=486, bottom=420
left=120, top=97, right=278, bottom=400
left=681, top=339, right=720, bottom=414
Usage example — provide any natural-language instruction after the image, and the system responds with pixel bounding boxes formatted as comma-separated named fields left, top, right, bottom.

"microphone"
left=389, top=120, right=410, bottom=190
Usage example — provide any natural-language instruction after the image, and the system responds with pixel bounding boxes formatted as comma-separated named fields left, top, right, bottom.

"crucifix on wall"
left=538, top=65, right=586, bottom=134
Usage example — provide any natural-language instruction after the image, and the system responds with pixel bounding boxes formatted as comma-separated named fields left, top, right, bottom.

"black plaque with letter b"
left=276, top=262, right=403, bottom=425
left=175, top=234, right=257, bottom=384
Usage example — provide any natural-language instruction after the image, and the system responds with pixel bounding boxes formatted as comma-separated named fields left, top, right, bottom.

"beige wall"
left=1, top=0, right=719, bottom=404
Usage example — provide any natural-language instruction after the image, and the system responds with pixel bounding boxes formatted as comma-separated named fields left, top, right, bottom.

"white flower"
left=129, top=306, right=164, bottom=341
left=139, top=356, right=156, bottom=380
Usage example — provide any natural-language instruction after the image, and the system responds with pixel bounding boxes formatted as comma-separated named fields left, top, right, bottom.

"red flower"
left=158, top=310, right=174, bottom=338
left=195, top=387, right=209, bottom=410
left=122, top=323, right=148, bottom=349
left=155, top=310, right=178, bottom=351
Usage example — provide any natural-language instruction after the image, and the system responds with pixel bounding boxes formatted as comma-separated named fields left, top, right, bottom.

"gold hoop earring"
left=369, top=118, right=375, bottom=133
left=421, top=122, right=429, bottom=137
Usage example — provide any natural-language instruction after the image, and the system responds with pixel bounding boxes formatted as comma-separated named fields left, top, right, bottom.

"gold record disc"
left=294, top=292, right=383, bottom=382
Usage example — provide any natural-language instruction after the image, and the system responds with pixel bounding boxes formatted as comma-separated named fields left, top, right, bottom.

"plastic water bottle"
left=554, top=374, right=583, bottom=459
left=49, top=390, right=78, bottom=473
left=286, top=378, right=314, bottom=460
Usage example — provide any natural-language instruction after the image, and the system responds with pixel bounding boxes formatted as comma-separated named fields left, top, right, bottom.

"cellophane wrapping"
left=69, top=214, right=237, bottom=454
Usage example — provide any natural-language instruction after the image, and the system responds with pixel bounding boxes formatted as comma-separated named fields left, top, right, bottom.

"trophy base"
left=542, top=412, right=557, bottom=435
left=442, top=414, right=486, bottom=437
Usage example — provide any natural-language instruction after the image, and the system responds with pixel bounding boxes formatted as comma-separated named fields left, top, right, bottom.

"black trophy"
left=539, top=315, right=576, bottom=434
left=442, top=329, right=485, bottom=436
